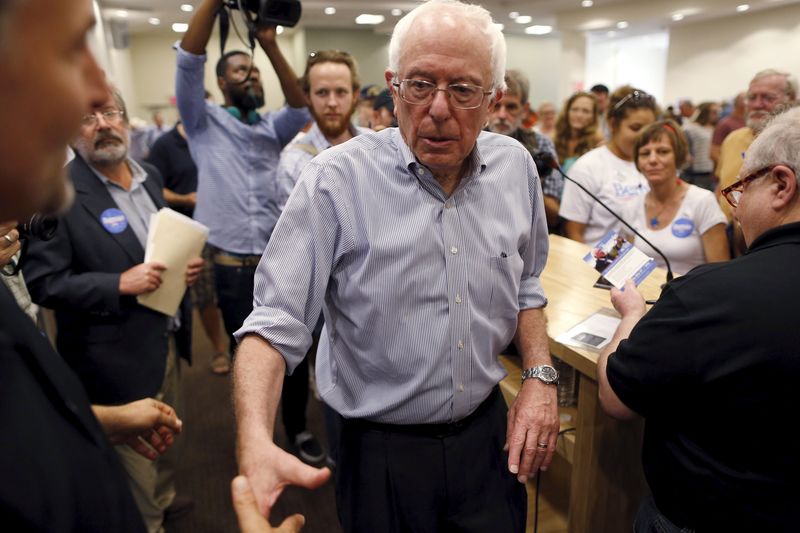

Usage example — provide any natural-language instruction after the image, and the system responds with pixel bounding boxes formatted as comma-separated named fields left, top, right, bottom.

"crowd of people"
left=0, top=0, right=797, bottom=531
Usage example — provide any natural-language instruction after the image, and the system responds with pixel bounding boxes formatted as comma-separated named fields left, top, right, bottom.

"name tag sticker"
left=100, top=208, right=128, bottom=234
left=672, top=218, right=694, bottom=238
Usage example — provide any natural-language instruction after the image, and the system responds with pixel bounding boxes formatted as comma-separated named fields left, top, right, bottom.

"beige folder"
left=137, top=208, right=209, bottom=316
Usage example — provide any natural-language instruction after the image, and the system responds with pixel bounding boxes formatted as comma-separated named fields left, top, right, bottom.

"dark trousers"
left=214, top=261, right=308, bottom=438
left=335, top=388, right=527, bottom=533
left=634, top=497, right=695, bottom=533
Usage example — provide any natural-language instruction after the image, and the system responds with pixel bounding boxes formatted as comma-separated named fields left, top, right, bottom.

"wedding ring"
left=537, top=442, right=548, bottom=449
left=3, top=233, right=15, bottom=244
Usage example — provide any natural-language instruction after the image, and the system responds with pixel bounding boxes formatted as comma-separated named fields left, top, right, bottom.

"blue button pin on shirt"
left=100, top=208, right=128, bottom=234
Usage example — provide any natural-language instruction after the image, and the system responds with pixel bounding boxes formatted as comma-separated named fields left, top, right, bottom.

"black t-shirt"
left=607, top=222, right=800, bottom=532
left=146, top=126, right=197, bottom=217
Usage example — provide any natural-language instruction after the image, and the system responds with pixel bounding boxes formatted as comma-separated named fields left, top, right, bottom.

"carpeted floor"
left=166, top=311, right=342, bottom=533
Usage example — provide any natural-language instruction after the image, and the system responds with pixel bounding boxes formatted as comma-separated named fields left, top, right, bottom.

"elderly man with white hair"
left=232, top=0, right=559, bottom=530
left=596, top=106, right=800, bottom=532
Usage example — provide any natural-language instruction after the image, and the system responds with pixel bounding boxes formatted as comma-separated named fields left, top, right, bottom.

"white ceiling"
left=98, top=0, right=800, bottom=36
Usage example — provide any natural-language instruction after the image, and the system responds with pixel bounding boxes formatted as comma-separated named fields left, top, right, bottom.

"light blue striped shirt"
left=175, top=45, right=310, bottom=254
left=236, top=128, right=549, bottom=424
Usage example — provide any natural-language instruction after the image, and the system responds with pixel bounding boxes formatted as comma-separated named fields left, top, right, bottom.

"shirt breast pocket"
left=489, top=252, right=523, bottom=319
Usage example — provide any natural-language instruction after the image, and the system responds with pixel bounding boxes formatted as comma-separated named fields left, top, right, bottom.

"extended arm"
left=233, top=334, right=330, bottom=516
left=255, top=26, right=304, bottom=108
left=596, top=280, right=645, bottom=420
left=701, top=223, right=730, bottom=264
left=180, top=0, right=223, bottom=55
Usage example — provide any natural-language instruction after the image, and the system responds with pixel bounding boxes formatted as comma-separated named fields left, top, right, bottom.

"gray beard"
left=90, top=143, right=128, bottom=167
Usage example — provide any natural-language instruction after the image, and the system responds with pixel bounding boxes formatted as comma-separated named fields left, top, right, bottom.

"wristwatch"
left=521, top=365, right=559, bottom=385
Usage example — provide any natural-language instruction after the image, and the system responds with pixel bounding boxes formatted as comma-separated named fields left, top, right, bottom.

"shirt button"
left=450, top=246, right=458, bottom=255
left=455, top=294, right=462, bottom=304
left=458, top=383, right=465, bottom=392
left=445, top=201, right=453, bottom=209
left=457, top=340, right=464, bottom=350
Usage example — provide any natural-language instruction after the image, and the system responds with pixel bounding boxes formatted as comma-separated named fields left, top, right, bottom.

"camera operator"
left=176, top=0, right=309, bottom=371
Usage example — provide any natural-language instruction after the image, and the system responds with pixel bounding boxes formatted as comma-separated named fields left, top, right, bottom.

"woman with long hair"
left=554, top=91, right=604, bottom=173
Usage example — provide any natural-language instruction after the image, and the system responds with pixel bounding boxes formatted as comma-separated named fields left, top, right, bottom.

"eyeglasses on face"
left=611, top=89, right=654, bottom=113
left=81, top=109, right=125, bottom=127
left=392, top=79, right=493, bottom=110
left=721, top=164, right=779, bottom=208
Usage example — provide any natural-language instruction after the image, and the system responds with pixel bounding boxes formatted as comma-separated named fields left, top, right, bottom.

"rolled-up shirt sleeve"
left=519, top=153, right=549, bottom=310
left=234, top=162, right=355, bottom=373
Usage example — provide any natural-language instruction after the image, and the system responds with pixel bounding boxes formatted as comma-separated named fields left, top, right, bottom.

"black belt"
left=213, top=250, right=261, bottom=267
left=342, top=387, right=500, bottom=438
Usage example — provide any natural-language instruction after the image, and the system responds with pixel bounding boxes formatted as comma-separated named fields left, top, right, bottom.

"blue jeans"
left=634, top=497, right=695, bottom=533
left=213, top=262, right=257, bottom=354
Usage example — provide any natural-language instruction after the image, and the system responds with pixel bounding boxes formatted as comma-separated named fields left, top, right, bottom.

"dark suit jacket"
left=0, top=285, right=145, bottom=532
left=24, top=156, right=192, bottom=405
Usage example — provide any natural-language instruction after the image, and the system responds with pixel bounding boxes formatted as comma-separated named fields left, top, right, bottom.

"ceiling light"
left=180, top=4, right=194, bottom=13
left=172, top=22, right=189, bottom=32
left=391, top=9, right=403, bottom=16
left=515, top=15, right=533, bottom=24
left=616, top=21, right=628, bottom=29
left=355, top=14, right=385, bottom=25
left=509, top=11, right=520, bottom=19
left=324, top=7, right=336, bottom=15
left=525, top=25, right=552, bottom=35
left=607, top=30, right=617, bottom=37
left=148, top=17, right=161, bottom=25
left=736, top=4, right=750, bottom=12
left=671, top=13, right=684, bottom=21
left=581, top=0, right=594, bottom=7
left=113, top=9, right=129, bottom=18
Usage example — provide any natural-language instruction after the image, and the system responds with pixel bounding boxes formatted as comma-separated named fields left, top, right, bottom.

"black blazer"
left=24, top=156, right=192, bottom=405
left=0, top=285, right=145, bottom=532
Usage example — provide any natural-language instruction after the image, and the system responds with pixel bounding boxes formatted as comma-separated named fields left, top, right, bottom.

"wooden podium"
left=500, top=235, right=667, bottom=533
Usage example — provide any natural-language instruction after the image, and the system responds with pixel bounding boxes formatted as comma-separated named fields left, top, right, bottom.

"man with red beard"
left=273, top=50, right=370, bottom=466
left=716, top=69, right=797, bottom=253
left=24, top=87, right=203, bottom=533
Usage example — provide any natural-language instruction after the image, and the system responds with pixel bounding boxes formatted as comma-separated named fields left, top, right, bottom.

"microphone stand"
left=542, top=153, right=674, bottom=284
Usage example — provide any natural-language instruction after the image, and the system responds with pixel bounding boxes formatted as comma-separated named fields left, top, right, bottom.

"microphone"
left=534, top=152, right=674, bottom=284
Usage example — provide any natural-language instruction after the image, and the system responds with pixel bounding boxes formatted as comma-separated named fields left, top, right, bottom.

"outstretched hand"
left=239, top=440, right=331, bottom=516
left=93, top=399, right=183, bottom=460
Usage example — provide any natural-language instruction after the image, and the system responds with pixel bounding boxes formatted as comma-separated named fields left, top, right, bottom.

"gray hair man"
left=233, top=0, right=559, bottom=531
left=488, top=69, right=564, bottom=229
left=596, top=106, right=800, bottom=531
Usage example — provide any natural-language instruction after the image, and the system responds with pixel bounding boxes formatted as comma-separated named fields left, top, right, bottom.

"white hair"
left=387, top=0, right=507, bottom=92
left=742, top=105, right=800, bottom=184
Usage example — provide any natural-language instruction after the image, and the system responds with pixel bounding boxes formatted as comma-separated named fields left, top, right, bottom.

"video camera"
left=225, top=0, right=302, bottom=28
left=17, top=213, right=58, bottom=241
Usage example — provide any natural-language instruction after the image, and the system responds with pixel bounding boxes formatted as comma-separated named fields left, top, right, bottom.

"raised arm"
left=255, top=25, right=305, bottom=108
left=181, top=0, right=224, bottom=55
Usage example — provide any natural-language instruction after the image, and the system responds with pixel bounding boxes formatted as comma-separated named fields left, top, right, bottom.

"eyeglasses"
left=721, top=165, right=778, bottom=208
left=611, top=90, right=654, bottom=114
left=392, top=79, right=493, bottom=110
left=81, top=110, right=125, bottom=127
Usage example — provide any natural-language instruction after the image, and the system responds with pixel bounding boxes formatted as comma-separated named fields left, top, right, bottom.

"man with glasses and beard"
left=23, top=87, right=203, bottom=533
left=177, top=0, right=308, bottom=373
left=272, top=50, right=370, bottom=466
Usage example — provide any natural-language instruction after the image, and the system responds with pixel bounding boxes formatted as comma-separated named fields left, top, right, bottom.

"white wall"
left=126, top=30, right=302, bottom=122
left=665, top=3, right=800, bottom=103
left=505, top=34, right=561, bottom=109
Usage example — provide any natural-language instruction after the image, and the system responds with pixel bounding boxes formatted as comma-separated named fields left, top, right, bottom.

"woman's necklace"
left=647, top=179, right=685, bottom=228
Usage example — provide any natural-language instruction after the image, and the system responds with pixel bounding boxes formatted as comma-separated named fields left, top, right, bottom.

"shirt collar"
left=89, top=157, right=148, bottom=191
left=746, top=221, right=800, bottom=253
left=392, top=127, right=487, bottom=182
left=304, top=122, right=368, bottom=152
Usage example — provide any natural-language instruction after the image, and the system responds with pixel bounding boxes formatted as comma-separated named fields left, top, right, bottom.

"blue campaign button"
left=671, top=217, right=694, bottom=238
left=100, top=208, right=128, bottom=234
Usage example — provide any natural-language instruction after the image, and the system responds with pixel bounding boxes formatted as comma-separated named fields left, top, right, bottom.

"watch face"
left=539, top=366, right=558, bottom=382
